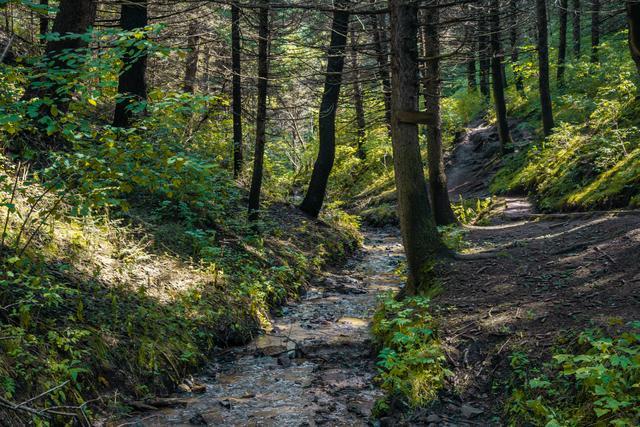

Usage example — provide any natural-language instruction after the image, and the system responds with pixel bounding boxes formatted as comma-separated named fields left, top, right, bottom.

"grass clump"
left=506, top=322, right=640, bottom=426
left=371, top=294, right=449, bottom=414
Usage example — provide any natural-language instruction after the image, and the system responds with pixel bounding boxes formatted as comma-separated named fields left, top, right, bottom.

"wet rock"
left=177, top=383, right=191, bottom=393
left=191, top=384, right=207, bottom=394
left=188, top=412, right=208, bottom=425
left=460, top=404, right=484, bottom=418
left=426, top=414, right=442, bottom=423
left=277, top=354, right=292, bottom=368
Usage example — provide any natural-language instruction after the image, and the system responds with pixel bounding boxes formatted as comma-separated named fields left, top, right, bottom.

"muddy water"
left=120, top=228, right=404, bottom=427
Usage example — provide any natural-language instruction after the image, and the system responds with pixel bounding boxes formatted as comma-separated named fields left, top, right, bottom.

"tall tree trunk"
left=628, top=1, right=640, bottom=77
left=38, top=0, right=48, bottom=41
left=509, top=0, right=524, bottom=92
left=537, top=0, right=555, bottom=136
left=591, top=0, right=600, bottom=63
left=490, top=0, right=512, bottom=150
left=573, top=0, right=581, bottom=57
left=388, top=0, right=445, bottom=297
left=478, top=4, right=490, bottom=100
left=24, top=0, right=97, bottom=105
left=423, top=1, right=456, bottom=226
left=113, top=0, right=148, bottom=128
left=183, top=21, right=200, bottom=93
left=350, top=26, right=366, bottom=159
left=465, top=11, right=477, bottom=91
left=558, top=0, right=568, bottom=87
left=299, top=0, right=350, bottom=218
left=231, top=2, right=244, bottom=178
left=248, top=0, right=270, bottom=221
left=369, top=1, right=392, bottom=133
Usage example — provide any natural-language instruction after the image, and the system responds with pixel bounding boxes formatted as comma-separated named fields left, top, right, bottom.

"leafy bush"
left=372, top=294, right=449, bottom=412
left=506, top=324, right=640, bottom=426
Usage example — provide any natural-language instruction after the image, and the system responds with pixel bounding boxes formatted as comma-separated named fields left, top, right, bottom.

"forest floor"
left=109, top=121, right=640, bottom=426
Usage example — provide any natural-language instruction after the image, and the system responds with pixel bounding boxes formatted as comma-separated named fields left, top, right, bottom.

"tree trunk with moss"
left=389, top=0, right=446, bottom=297
left=627, top=1, right=640, bottom=77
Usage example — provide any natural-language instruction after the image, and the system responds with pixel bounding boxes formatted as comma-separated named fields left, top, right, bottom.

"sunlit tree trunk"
left=423, top=1, right=456, bottom=226
left=478, top=4, right=490, bottom=100
left=113, top=0, right=148, bottom=128
left=248, top=0, right=270, bottom=221
left=299, top=0, right=350, bottom=218
left=537, top=0, right=555, bottom=136
left=389, top=0, right=445, bottom=297
left=231, top=2, right=244, bottom=178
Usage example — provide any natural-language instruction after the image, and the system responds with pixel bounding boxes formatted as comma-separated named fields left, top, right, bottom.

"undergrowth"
left=371, top=294, right=449, bottom=415
left=506, top=323, right=640, bottom=426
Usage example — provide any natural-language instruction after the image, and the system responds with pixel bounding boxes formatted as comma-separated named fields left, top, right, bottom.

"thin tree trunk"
left=248, top=0, right=270, bottom=221
left=231, top=2, right=244, bottom=178
left=113, top=0, right=148, bottom=128
left=183, top=21, right=200, bottom=93
left=350, top=26, right=366, bottom=159
left=591, top=0, right=600, bottom=63
left=537, top=0, right=555, bottom=136
left=299, top=0, right=350, bottom=218
left=465, top=11, right=477, bottom=91
left=490, top=0, right=511, bottom=150
left=39, top=0, right=48, bottom=41
left=423, top=1, right=456, bottom=226
left=369, top=1, right=392, bottom=133
left=558, top=0, right=568, bottom=87
left=573, top=0, right=581, bottom=57
left=389, top=0, right=445, bottom=297
left=628, top=1, right=640, bottom=77
left=478, top=4, right=490, bottom=100
left=509, top=0, right=524, bottom=92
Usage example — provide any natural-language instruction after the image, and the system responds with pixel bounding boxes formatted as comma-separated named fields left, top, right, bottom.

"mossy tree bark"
left=591, top=0, right=600, bottom=64
left=422, top=1, right=457, bottom=226
left=509, top=0, right=524, bottom=93
left=113, top=0, right=148, bottom=128
left=478, top=4, right=490, bottom=101
left=248, top=0, right=270, bottom=221
left=369, top=0, right=392, bottom=133
left=183, top=21, right=200, bottom=94
left=299, top=0, right=350, bottom=218
left=573, top=0, right=581, bottom=57
left=536, top=0, right=555, bottom=136
left=350, top=26, right=366, bottom=159
left=389, top=0, right=446, bottom=297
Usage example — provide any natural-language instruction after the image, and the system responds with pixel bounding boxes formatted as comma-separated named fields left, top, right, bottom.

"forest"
left=0, top=0, right=639, bottom=425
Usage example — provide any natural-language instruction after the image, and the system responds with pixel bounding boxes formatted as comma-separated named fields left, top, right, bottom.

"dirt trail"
left=113, top=228, right=404, bottom=426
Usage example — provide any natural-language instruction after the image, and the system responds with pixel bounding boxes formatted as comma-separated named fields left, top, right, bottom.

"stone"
left=460, top=404, right=484, bottom=418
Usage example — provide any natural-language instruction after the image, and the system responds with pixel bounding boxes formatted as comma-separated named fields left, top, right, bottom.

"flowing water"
left=117, top=227, right=404, bottom=427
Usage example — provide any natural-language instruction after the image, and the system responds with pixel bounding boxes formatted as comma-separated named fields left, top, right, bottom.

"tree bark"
left=591, top=0, right=600, bottom=63
left=573, top=0, right=581, bottom=57
left=557, top=0, right=568, bottom=87
left=537, top=0, right=555, bottom=136
left=478, top=4, right=490, bottom=100
left=490, top=0, right=511, bottom=150
left=423, top=1, right=456, bottom=226
left=299, top=0, right=350, bottom=218
left=231, top=2, right=244, bottom=178
left=248, top=0, right=270, bottom=221
left=39, top=0, right=48, bottom=41
left=183, top=21, right=200, bottom=93
left=509, top=0, right=524, bottom=92
left=350, top=26, right=366, bottom=159
left=369, top=1, right=392, bottom=133
left=628, top=1, right=640, bottom=77
left=113, top=0, right=148, bottom=128
left=389, top=0, right=445, bottom=296
left=465, top=10, right=477, bottom=91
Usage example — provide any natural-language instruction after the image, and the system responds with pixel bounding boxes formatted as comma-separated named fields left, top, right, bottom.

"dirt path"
left=114, top=228, right=404, bottom=426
